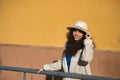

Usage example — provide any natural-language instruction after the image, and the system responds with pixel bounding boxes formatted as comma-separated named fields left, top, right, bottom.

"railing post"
left=23, top=72, right=26, bottom=80
left=52, top=75, right=55, bottom=80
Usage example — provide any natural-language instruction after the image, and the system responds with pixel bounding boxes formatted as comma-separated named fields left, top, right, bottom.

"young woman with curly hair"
left=38, top=21, right=95, bottom=80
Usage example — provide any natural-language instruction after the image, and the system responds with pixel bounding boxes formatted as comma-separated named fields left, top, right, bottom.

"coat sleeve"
left=81, top=38, right=94, bottom=62
left=43, top=43, right=66, bottom=71
left=43, top=60, right=62, bottom=71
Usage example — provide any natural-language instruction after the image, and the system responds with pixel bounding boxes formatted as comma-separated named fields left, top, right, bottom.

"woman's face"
left=73, top=29, right=84, bottom=41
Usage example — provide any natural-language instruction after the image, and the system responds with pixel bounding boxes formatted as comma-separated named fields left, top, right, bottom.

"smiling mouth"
left=74, top=36, right=81, bottom=40
left=75, top=36, right=79, bottom=38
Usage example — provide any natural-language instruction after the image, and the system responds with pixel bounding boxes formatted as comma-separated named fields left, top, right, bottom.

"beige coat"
left=43, top=39, right=94, bottom=80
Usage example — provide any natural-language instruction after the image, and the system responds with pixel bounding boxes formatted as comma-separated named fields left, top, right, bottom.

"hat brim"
left=67, top=27, right=87, bottom=33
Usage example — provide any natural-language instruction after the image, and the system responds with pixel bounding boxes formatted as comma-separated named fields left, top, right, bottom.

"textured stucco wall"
left=0, top=44, right=120, bottom=80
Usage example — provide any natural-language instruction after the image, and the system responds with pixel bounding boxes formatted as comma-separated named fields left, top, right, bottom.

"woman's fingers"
left=86, top=32, right=91, bottom=39
left=37, top=68, right=44, bottom=73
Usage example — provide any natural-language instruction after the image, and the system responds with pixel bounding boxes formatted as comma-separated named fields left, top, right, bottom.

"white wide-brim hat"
left=67, top=21, right=88, bottom=33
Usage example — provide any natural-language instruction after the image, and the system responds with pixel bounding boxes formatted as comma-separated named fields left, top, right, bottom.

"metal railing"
left=0, top=66, right=119, bottom=80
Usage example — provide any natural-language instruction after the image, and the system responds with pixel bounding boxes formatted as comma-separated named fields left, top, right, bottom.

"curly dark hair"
left=63, top=29, right=86, bottom=56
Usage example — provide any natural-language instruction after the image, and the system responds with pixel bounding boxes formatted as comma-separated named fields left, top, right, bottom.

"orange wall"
left=0, top=0, right=120, bottom=50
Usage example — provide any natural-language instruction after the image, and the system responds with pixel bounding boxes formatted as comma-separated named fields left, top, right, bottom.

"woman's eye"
left=73, top=29, right=78, bottom=31
left=78, top=30, right=82, bottom=33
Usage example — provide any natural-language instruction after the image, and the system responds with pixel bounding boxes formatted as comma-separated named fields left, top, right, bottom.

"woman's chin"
left=74, top=39, right=80, bottom=41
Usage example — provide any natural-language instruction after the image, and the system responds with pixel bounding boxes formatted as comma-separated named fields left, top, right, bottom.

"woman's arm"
left=43, top=60, right=62, bottom=71
left=81, top=38, right=94, bottom=62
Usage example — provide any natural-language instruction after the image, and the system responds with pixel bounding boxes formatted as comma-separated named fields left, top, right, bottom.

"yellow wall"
left=0, top=0, right=120, bottom=50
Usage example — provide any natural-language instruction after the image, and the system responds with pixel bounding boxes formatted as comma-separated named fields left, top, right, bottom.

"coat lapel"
left=70, top=50, right=81, bottom=72
left=62, top=56, right=68, bottom=72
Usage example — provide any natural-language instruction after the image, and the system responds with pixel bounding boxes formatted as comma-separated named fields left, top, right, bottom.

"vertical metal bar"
left=52, top=75, right=55, bottom=80
left=23, top=72, right=26, bottom=80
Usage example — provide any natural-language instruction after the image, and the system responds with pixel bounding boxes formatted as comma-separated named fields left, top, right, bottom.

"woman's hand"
left=85, top=32, right=91, bottom=39
left=37, top=68, right=44, bottom=74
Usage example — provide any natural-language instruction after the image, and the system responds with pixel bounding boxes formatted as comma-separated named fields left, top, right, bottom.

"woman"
left=38, top=21, right=94, bottom=80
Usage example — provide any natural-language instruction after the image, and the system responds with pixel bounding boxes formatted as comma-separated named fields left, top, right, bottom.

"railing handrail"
left=0, top=66, right=119, bottom=80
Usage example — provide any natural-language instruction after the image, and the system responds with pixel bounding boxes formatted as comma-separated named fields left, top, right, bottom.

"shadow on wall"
left=0, top=57, right=1, bottom=74
left=46, top=74, right=62, bottom=80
